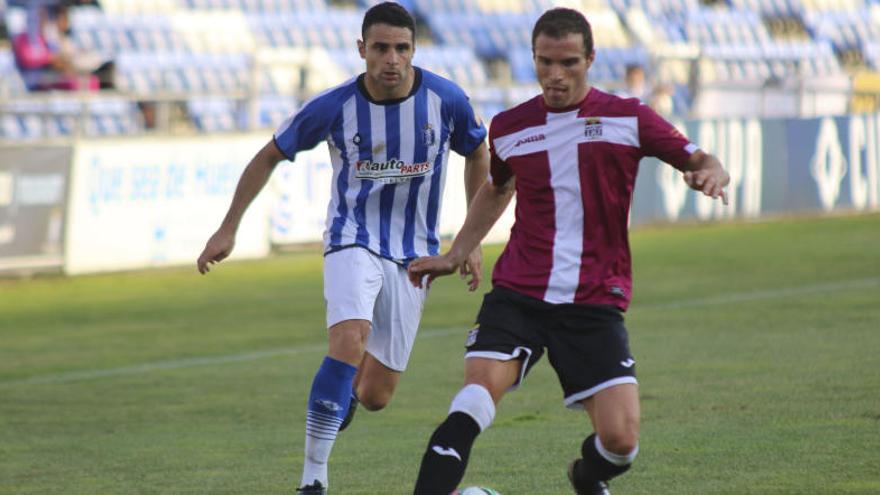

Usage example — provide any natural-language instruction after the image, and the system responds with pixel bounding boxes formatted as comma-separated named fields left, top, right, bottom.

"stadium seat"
left=187, top=97, right=239, bottom=132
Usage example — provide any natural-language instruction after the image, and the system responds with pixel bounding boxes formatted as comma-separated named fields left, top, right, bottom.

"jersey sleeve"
left=273, top=93, right=339, bottom=162
left=448, top=89, right=488, bottom=156
left=488, top=118, right=514, bottom=186
left=638, top=104, right=699, bottom=170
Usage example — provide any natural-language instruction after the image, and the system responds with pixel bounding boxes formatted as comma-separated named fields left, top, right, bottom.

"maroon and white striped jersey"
left=488, top=87, right=698, bottom=310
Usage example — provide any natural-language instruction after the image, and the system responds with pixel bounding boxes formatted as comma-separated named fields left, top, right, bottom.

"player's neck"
left=542, top=84, right=592, bottom=111
left=362, top=67, right=416, bottom=102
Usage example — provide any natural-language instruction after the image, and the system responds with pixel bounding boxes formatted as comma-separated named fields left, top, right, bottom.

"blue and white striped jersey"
left=273, top=68, right=487, bottom=263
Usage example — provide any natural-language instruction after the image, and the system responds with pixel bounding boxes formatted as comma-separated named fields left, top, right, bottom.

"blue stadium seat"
left=187, top=97, right=239, bottom=132
left=0, top=49, right=27, bottom=96
left=1, top=115, right=24, bottom=140
left=258, top=94, right=298, bottom=128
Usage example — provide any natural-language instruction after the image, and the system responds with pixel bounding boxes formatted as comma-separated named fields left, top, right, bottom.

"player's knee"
left=597, top=430, right=640, bottom=461
left=449, top=383, right=496, bottom=431
left=598, top=414, right=640, bottom=455
left=359, top=392, right=390, bottom=411
left=328, top=321, right=369, bottom=359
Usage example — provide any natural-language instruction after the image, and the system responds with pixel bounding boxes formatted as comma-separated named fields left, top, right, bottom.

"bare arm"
left=682, top=150, right=730, bottom=204
left=408, top=177, right=515, bottom=288
left=458, top=141, right=490, bottom=290
left=197, top=140, right=286, bottom=274
left=464, top=141, right=489, bottom=205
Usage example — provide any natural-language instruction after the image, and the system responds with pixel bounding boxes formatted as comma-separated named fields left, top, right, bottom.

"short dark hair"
left=362, top=2, right=416, bottom=42
left=531, top=8, right=593, bottom=56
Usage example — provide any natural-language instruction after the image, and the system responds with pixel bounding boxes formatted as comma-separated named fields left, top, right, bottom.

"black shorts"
left=467, top=286, right=637, bottom=408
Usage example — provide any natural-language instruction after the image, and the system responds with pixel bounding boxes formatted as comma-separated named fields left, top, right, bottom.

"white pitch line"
left=2, top=277, right=878, bottom=387
left=0, top=327, right=460, bottom=387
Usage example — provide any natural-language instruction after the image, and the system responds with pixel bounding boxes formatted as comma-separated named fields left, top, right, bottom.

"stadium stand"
left=0, top=0, right=876, bottom=140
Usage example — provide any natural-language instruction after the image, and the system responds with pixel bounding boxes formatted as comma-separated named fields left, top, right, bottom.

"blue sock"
left=300, top=356, right=357, bottom=487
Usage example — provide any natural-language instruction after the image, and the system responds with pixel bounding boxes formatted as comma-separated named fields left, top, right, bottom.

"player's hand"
left=683, top=164, right=730, bottom=205
left=197, top=229, right=235, bottom=274
left=407, top=254, right=459, bottom=289
left=459, top=246, right=482, bottom=291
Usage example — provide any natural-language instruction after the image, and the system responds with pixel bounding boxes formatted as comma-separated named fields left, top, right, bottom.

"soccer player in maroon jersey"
left=407, top=8, right=729, bottom=495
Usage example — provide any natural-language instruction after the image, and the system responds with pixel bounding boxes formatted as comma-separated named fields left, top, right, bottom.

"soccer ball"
left=457, top=488, right=502, bottom=495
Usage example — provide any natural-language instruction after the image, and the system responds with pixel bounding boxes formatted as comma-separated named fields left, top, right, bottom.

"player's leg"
left=352, top=353, right=400, bottom=411
left=412, top=357, right=521, bottom=495
left=298, top=249, right=382, bottom=492
left=585, top=383, right=640, bottom=457
left=414, top=287, right=547, bottom=495
left=550, top=305, right=639, bottom=494
left=348, top=256, right=426, bottom=416
left=570, top=384, right=640, bottom=494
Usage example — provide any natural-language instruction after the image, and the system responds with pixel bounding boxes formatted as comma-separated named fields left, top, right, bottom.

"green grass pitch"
left=1, top=213, right=879, bottom=494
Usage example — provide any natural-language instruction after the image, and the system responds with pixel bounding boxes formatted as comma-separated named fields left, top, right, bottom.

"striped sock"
left=300, top=356, right=356, bottom=488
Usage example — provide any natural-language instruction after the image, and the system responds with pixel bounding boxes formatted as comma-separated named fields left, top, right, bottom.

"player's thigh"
left=583, top=383, right=640, bottom=452
left=323, top=247, right=383, bottom=328
left=463, top=357, right=522, bottom=404
left=545, top=305, right=637, bottom=410
left=466, top=287, right=550, bottom=402
left=366, top=257, right=427, bottom=372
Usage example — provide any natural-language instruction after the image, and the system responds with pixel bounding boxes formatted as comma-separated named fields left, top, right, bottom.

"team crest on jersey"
left=465, top=325, right=479, bottom=347
left=423, top=123, right=436, bottom=146
left=584, top=117, right=603, bottom=140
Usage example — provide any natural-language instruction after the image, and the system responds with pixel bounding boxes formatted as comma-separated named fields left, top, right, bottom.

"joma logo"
left=515, top=134, right=546, bottom=147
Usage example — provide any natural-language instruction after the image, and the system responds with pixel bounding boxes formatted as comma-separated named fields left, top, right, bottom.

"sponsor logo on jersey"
left=355, top=159, right=432, bottom=183
left=514, top=134, right=546, bottom=147
left=584, top=118, right=603, bottom=140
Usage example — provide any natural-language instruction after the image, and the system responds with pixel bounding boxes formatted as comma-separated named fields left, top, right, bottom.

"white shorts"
left=323, top=247, right=427, bottom=372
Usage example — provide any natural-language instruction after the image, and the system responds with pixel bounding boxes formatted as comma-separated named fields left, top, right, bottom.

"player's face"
left=358, top=23, right=415, bottom=100
left=533, top=32, right=594, bottom=109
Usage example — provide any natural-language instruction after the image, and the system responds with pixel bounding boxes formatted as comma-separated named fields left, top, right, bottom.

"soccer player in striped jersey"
left=407, top=8, right=729, bottom=495
left=196, top=3, right=488, bottom=494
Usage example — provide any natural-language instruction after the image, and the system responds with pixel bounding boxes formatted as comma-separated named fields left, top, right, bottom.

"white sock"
left=300, top=433, right=331, bottom=487
left=595, top=435, right=639, bottom=466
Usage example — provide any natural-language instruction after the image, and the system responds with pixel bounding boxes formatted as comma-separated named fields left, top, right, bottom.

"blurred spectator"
left=52, top=2, right=115, bottom=88
left=648, top=83, right=675, bottom=116
left=12, top=3, right=98, bottom=91
left=616, top=64, right=650, bottom=101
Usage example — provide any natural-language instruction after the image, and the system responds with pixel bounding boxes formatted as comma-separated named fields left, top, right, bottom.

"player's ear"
left=357, top=39, right=366, bottom=59
left=585, top=49, right=596, bottom=70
